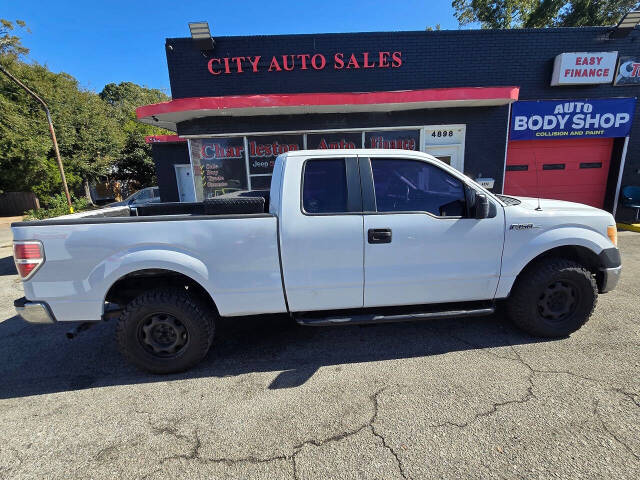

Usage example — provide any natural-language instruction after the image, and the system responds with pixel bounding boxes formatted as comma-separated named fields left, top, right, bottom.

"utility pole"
left=0, top=64, right=74, bottom=212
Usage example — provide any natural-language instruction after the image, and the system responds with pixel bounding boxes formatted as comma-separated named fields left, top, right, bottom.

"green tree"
left=61, top=89, right=123, bottom=201
left=100, top=82, right=170, bottom=189
left=100, top=81, right=168, bottom=113
left=0, top=19, right=29, bottom=57
left=529, top=0, right=640, bottom=27
left=1, top=22, right=168, bottom=206
left=453, top=0, right=640, bottom=28
left=0, top=60, right=76, bottom=199
left=0, top=59, right=121, bottom=202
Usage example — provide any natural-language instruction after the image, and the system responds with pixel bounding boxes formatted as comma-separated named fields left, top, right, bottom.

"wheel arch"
left=103, top=268, right=219, bottom=317
left=509, top=245, right=604, bottom=296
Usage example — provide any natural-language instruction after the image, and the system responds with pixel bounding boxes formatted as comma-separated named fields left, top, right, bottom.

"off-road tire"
left=116, top=287, right=215, bottom=374
left=506, top=258, right=597, bottom=338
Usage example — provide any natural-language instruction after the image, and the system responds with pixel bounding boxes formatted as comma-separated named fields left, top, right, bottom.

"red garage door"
left=504, top=138, right=614, bottom=208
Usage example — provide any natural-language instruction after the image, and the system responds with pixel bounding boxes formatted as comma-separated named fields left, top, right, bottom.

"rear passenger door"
left=279, top=156, right=364, bottom=312
left=361, top=155, right=504, bottom=308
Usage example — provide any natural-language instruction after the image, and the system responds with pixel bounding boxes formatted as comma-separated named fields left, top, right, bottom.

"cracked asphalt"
left=0, top=223, right=638, bottom=479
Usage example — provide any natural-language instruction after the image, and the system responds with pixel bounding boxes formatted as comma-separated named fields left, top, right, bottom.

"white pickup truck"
left=12, top=149, right=621, bottom=373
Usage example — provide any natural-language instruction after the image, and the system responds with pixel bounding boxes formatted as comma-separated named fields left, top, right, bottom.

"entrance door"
left=504, top=138, right=614, bottom=208
left=424, top=144, right=463, bottom=172
left=362, top=155, right=505, bottom=308
left=175, top=164, right=196, bottom=202
left=424, top=125, right=466, bottom=173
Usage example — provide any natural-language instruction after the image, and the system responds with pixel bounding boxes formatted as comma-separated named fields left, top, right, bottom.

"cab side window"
left=371, top=158, right=466, bottom=217
left=302, top=159, right=348, bottom=214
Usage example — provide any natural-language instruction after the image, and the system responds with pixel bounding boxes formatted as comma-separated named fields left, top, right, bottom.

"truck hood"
left=503, top=196, right=616, bottom=244
left=510, top=196, right=605, bottom=214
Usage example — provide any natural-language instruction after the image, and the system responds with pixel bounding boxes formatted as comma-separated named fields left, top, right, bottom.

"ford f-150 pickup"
left=12, top=149, right=621, bottom=373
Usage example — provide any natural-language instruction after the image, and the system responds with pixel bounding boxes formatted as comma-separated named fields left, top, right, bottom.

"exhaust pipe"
left=66, top=322, right=94, bottom=340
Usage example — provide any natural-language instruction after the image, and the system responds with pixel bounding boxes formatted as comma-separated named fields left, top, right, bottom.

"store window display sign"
left=551, top=52, right=618, bottom=86
left=247, top=135, right=303, bottom=175
left=190, top=138, right=247, bottom=200
left=509, top=98, right=636, bottom=141
left=364, top=130, right=420, bottom=150
left=307, top=132, right=361, bottom=149
left=614, top=56, right=640, bottom=86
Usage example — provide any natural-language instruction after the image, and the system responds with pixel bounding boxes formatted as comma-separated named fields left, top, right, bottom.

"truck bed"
left=13, top=191, right=271, bottom=227
left=136, top=191, right=270, bottom=217
left=11, top=196, right=287, bottom=321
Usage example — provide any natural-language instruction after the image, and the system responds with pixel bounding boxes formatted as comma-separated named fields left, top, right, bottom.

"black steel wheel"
left=116, top=288, right=215, bottom=374
left=507, top=258, right=597, bottom=337
left=537, top=280, right=579, bottom=323
left=138, top=313, right=189, bottom=357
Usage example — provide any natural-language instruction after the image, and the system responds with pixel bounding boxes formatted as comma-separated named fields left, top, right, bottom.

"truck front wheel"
left=506, top=258, right=597, bottom=338
left=116, top=287, right=215, bottom=374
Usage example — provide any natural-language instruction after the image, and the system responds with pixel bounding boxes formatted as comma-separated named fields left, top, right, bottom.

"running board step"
left=295, top=307, right=495, bottom=327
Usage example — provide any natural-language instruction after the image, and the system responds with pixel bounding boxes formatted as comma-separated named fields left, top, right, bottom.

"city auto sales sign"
left=509, top=98, right=636, bottom=140
left=206, top=51, right=403, bottom=75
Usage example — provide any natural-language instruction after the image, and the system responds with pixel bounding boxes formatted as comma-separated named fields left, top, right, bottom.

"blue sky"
left=3, top=0, right=462, bottom=94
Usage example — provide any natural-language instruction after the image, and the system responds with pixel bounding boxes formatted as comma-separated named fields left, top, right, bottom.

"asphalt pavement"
left=0, top=221, right=638, bottom=479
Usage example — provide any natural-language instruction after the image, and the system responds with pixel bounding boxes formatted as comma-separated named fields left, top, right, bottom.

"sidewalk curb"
left=617, top=222, right=640, bottom=233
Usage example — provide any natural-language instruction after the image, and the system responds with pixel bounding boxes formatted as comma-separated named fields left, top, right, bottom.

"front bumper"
left=600, top=266, right=622, bottom=293
left=14, top=297, right=56, bottom=324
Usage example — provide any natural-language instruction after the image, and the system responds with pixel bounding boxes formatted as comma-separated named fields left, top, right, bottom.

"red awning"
left=144, top=135, right=187, bottom=144
left=136, top=86, right=519, bottom=131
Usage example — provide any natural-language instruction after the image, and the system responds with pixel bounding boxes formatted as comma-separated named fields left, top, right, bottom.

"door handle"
left=368, top=228, right=392, bottom=244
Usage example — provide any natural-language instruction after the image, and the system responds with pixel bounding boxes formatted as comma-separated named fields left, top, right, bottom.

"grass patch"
left=24, top=193, right=93, bottom=220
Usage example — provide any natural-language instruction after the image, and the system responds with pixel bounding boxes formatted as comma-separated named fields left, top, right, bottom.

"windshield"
left=124, top=190, right=142, bottom=202
left=125, top=188, right=155, bottom=203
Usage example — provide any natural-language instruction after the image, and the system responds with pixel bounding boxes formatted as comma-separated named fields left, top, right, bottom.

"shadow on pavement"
left=0, top=311, right=551, bottom=399
left=0, top=255, right=17, bottom=276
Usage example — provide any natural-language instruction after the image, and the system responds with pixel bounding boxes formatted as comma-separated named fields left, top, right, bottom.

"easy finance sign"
left=510, top=98, right=636, bottom=140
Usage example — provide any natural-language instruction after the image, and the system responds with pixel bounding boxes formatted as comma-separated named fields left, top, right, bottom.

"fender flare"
left=505, top=227, right=610, bottom=277
left=90, top=248, right=214, bottom=309
left=497, top=226, right=611, bottom=298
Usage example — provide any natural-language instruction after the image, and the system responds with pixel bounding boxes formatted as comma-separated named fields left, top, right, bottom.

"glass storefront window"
left=190, top=138, right=248, bottom=201
left=250, top=175, right=272, bottom=190
left=184, top=128, right=462, bottom=202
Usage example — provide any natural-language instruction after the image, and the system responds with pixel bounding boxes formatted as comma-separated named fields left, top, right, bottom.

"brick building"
left=137, top=26, right=640, bottom=218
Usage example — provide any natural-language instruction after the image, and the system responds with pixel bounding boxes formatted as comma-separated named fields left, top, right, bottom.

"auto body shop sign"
left=510, top=98, right=636, bottom=140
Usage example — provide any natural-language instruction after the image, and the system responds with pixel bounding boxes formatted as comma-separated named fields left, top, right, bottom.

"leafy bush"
left=24, top=193, right=91, bottom=220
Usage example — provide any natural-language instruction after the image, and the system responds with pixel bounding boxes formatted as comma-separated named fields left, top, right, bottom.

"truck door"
left=279, top=156, right=364, bottom=312
left=360, top=155, right=504, bottom=308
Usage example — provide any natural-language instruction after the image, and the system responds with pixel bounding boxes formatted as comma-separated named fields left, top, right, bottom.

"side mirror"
left=475, top=193, right=490, bottom=219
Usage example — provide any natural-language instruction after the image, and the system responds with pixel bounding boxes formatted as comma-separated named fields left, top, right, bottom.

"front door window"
left=362, top=155, right=504, bottom=308
left=370, top=158, right=466, bottom=217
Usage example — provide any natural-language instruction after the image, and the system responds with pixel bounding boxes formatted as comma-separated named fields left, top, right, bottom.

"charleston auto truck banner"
left=509, top=98, right=636, bottom=141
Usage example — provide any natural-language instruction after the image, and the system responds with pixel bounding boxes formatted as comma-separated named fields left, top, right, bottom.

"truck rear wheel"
left=506, top=258, right=597, bottom=338
left=116, top=287, right=215, bottom=374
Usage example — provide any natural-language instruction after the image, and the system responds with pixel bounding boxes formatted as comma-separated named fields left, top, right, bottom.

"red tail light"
left=13, top=241, right=44, bottom=280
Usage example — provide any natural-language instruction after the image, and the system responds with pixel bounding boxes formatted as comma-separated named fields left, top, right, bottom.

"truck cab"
left=273, top=150, right=506, bottom=312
